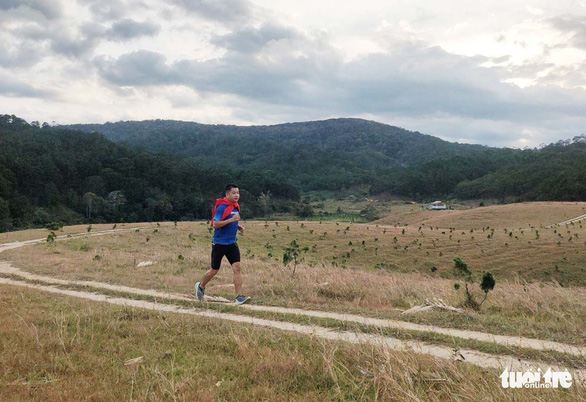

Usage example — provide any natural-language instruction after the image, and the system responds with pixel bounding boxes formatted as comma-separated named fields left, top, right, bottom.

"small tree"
left=46, top=231, right=57, bottom=245
left=453, top=258, right=496, bottom=310
left=283, top=239, right=301, bottom=277
left=453, top=257, right=477, bottom=309
left=479, top=272, right=496, bottom=307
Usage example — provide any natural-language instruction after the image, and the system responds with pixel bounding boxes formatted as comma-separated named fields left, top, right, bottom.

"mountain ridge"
left=64, top=117, right=493, bottom=191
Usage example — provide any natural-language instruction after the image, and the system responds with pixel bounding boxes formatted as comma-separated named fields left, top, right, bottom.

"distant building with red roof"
left=429, top=201, right=447, bottom=210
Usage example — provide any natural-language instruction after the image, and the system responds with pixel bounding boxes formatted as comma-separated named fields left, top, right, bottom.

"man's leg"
left=231, top=262, right=242, bottom=295
left=231, top=261, right=250, bottom=304
left=195, top=245, right=223, bottom=300
left=200, top=268, right=219, bottom=289
left=202, top=244, right=224, bottom=289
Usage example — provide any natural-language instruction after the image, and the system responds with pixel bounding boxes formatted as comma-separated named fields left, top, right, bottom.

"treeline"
left=373, top=140, right=586, bottom=201
left=0, top=115, right=305, bottom=232
left=454, top=141, right=586, bottom=201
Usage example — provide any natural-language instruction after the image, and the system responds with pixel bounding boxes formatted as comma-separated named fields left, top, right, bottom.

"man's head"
left=225, top=184, right=240, bottom=203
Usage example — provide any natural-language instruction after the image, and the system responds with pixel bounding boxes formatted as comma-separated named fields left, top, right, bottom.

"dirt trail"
left=1, top=263, right=584, bottom=358
left=0, top=227, right=147, bottom=254
left=1, top=277, right=584, bottom=383
left=1, top=225, right=586, bottom=381
left=554, top=213, right=586, bottom=226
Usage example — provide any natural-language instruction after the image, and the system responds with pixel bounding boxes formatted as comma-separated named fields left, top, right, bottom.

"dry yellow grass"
left=1, top=210, right=585, bottom=345
left=0, top=222, right=155, bottom=243
left=1, top=203, right=585, bottom=400
left=375, top=201, right=586, bottom=229
left=1, top=285, right=584, bottom=401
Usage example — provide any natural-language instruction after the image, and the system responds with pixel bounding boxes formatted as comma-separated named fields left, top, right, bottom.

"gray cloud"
left=95, top=42, right=336, bottom=104
left=77, top=0, right=128, bottom=21
left=210, top=23, right=300, bottom=53
left=535, top=63, right=586, bottom=87
left=93, top=26, right=586, bottom=127
left=167, top=0, right=253, bottom=25
left=0, top=40, right=44, bottom=68
left=95, top=50, right=177, bottom=86
left=0, top=72, right=52, bottom=98
left=105, top=19, right=160, bottom=41
left=490, top=55, right=511, bottom=64
left=50, top=31, right=101, bottom=58
left=9, top=16, right=160, bottom=62
left=549, top=15, right=586, bottom=50
left=0, top=0, right=63, bottom=19
left=50, top=19, right=160, bottom=57
left=6, top=18, right=103, bottom=59
left=497, top=60, right=554, bottom=80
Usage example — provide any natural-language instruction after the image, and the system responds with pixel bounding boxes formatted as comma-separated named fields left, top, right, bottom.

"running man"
left=195, top=184, right=250, bottom=305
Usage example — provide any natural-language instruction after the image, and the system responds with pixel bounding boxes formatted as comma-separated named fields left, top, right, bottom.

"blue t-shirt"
left=212, top=204, right=239, bottom=245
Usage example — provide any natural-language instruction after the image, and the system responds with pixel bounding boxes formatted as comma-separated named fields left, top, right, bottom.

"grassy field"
left=0, top=222, right=156, bottom=244
left=2, top=285, right=584, bottom=401
left=1, top=203, right=585, bottom=346
left=1, top=202, right=585, bottom=399
left=375, top=201, right=586, bottom=229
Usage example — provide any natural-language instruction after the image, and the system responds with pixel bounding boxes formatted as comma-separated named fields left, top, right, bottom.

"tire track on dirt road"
left=1, top=263, right=584, bottom=358
left=1, top=276, right=584, bottom=383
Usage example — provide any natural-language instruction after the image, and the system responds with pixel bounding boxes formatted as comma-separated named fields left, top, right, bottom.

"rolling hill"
left=65, top=118, right=492, bottom=191
left=65, top=118, right=586, bottom=202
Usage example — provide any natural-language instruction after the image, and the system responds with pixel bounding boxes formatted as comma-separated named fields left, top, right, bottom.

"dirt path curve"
left=1, top=263, right=584, bottom=358
left=372, top=212, right=586, bottom=232
left=554, top=213, right=586, bottom=227
left=0, top=227, right=148, bottom=253
left=1, top=276, right=584, bottom=383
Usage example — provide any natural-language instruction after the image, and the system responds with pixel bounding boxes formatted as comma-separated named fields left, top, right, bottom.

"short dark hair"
left=225, top=183, right=238, bottom=193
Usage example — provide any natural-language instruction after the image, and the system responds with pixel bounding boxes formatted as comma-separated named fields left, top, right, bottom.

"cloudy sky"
left=2, top=0, right=586, bottom=147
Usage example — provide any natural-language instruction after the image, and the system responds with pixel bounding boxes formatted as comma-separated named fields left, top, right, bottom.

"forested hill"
left=0, top=115, right=303, bottom=232
left=5, top=113, right=584, bottom=234
left=65, top=118, right=491, bottom=190
left=65, top=118, right=586, bottom=201
left=372, top=139, right=586, bottom=201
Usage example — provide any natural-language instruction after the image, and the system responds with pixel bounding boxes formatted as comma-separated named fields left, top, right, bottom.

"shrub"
left=479, top=272, right=496, bottom=307
left=46, top=222, right=63, bottom=231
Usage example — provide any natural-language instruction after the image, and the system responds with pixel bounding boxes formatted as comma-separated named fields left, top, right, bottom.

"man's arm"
left=213, top=213, right=240, bottom=229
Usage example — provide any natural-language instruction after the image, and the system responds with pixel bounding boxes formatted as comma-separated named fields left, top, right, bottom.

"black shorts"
left=211, top=243, right=240, bottom=270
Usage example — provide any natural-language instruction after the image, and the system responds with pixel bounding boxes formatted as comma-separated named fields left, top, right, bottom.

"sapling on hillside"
left=479, top=272, right=496, bottom=307
left=46, top=231, right=57, bottom=245
left=283, top=239, right=301, bottom=276
left=453, top=257, right=477, bottom=308
left=453, top=257, right=496, bottom=310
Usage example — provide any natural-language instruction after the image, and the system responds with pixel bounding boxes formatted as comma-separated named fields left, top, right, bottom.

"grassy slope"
left=375, top=202, right=586, bottom=229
